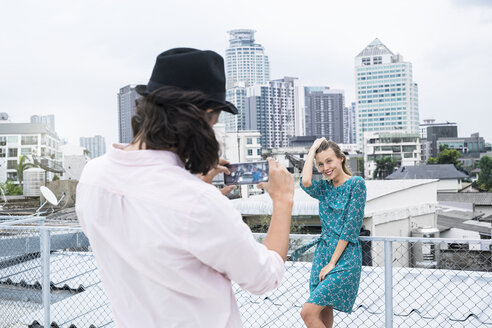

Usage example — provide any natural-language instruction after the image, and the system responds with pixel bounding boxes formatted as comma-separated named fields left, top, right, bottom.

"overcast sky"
left=1, top=0, right=491, bottom=147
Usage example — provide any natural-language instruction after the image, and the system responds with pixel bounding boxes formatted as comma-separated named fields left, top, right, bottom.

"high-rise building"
left=222, top=29, right=270, bottom=132
left=118, top=85, right=138, bottom=143
left=30, top=114, right=55, bottom=132
left=304, top=87, right=344, bottom=143
left=419, top=119, right=458, bottom=160
left=355, top=38, right=419, bottom=146
left=80, top=135, right=106, bottom=159
left=245, top=77, right=305, bottom=148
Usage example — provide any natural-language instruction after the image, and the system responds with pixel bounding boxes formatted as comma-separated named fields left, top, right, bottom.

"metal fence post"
left=384, top=240, right=393, bottom=328
left=41, top=228, right=51, bottom=327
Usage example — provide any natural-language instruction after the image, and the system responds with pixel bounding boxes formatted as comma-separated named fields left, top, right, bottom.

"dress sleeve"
left=300, top=177, right=324, bottom=200
left=339, top=177, right=367, bottom=243
left=184, top=188, right=285, bottom=295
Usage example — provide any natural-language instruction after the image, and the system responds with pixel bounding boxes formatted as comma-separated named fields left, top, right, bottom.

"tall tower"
left=245, top=77, right=304, bottom=148
left=355, top=38, right=419, bottom=145
left=222, top=29, right=270, bottom=132
left=80, top=135, right=106, bottom=159
left=117, top=85, right=138, bottom=144
left=304, top=87, right=345, bottom=143
left=30, top=114, right=55, bottom=132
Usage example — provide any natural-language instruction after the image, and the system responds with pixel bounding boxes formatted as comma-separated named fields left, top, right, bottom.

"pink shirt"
left=76, top=145, right=284, bottom=328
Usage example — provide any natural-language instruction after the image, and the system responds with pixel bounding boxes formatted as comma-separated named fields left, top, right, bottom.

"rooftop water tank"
left=411, top=226, right=440, bottom=269
left=23, top=168, right=45, bottom=197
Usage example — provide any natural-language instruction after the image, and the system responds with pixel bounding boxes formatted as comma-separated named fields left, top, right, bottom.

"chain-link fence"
left=0, top=226, right=491, bottom=327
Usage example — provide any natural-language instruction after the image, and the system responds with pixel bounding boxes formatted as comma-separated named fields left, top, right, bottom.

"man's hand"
left=258, top=157, right=294, bottom=203
left=198, top=158, right=236, bottom=195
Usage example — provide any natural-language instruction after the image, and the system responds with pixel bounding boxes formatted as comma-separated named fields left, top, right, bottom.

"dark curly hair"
left=131, top=86, right=223, bottom=175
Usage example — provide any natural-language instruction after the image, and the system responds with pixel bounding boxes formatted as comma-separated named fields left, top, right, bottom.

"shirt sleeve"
left=300, top=177, right=324, bottom=200
left=339, top=177, right=367, bottom=243
left=184, top=188, right=285, bottom=295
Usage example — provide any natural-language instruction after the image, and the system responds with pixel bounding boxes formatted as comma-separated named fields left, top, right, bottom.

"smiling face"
left=316, top=147, right=344, bottom=181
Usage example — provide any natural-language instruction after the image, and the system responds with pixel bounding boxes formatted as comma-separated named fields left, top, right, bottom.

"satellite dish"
left=40, top=186, right=58, bottom=206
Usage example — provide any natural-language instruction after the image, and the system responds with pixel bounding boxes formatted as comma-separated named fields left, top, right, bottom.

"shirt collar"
left=108, top=144, right=185, bottom=168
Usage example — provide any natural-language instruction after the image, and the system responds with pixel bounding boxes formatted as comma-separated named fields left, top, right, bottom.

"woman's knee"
left=300, top=303, right=321, bottom=323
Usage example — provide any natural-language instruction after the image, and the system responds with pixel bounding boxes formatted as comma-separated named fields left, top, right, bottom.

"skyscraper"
left=222, top=29, right=270, bottom=132
left=355, top=38, right=419, bottom=145
left=304, top=87, right=345, bottom=143
left=245, top=77, right=304, bottom=148
left=80, top=135, right=106, bottom=159
left=117, top=85, right=138, bottom=143
left=30, top=114, right=55, bottom=132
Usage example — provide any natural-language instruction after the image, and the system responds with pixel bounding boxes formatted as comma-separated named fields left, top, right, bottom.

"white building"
left=355, top=38, right=420, bottom=146
left=79, top=135, right=106, bottom=159
left=0, top=123, right=61, bottom=183
left=245, top=77, right=305, bottom=148
left=222, top=29, right=270, bottom=133
left=214, top=123, right=262, bottom=198
left=59, top=144, right=89, bottom=181
left=364, top=131, right=421, bottom=179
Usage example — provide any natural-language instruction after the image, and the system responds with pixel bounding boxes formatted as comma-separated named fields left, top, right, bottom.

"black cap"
left=136, top=48, right=238, bottom=115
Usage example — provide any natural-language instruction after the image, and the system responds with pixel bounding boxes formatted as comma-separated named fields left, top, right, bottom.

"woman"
left=295, top=137, right=366, bottom=328
left=76, top=48, right=294, bottom=327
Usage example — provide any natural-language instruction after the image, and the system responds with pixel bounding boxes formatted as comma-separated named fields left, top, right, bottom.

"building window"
left=21, top=136, right=38, bottom=145
left=248, top=149, right=253, bottom=156
left=8, top=148, right=18, bottom=157
left=21, top=148, right=32, bottom=156
left=257, top=149, right=261, bottom=156
left=7, top=160, right=17, bottom=170
left=362, top=58, right=370, bottom=66
left=0, top=148, right=5, bottom=157
left=7, top=172, right=18, bottom=181
left=0, top=137, right=6, bottom=146
left=257, top=137, right=261, bottom=144
left=373, top=56, right=382, bottom=65
left=7, top=136, right=19, bottom=144
left=247, top=138, right=252, bottom=144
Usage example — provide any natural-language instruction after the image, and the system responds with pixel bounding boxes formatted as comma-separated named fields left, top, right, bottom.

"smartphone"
left=224, top=161, right=269, bottom=185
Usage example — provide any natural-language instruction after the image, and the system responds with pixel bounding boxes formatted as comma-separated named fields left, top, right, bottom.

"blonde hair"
left=315, top=140, right=352, bottom=176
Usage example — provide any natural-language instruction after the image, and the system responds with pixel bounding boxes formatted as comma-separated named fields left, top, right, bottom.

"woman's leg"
left=300, top=302, right=326, bottom=328
left=320, top=306, right=333, bottom=328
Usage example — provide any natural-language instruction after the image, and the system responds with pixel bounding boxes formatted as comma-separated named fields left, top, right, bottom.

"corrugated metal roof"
left=2, top=253, right=490, bottom=327
left=387, top=164, right=468, bottom=180
left=356, top=38, right=395, bottom=58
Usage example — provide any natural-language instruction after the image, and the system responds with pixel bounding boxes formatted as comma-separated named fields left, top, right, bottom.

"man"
left=76, top=48, right=294, bottom=327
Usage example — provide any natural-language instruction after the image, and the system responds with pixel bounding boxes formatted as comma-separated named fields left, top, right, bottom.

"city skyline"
left=2, top=0, right=492, bottom=147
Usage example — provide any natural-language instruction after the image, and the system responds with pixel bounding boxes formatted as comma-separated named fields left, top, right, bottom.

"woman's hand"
left=309, top=137, right=327, bottom=154
left=319, top=262, right=336, bottom=281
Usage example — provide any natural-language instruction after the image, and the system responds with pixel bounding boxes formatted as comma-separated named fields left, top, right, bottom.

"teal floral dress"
left=292, top=176, right=367, bottom=313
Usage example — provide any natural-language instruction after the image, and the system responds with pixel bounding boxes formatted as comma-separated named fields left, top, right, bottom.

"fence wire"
left=0, top=228, right=491, bottom=328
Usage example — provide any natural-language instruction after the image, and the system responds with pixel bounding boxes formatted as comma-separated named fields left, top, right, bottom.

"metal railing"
left=0, top=224, right=491, bottom=328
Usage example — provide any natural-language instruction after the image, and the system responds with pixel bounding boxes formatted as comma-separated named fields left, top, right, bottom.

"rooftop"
left=387, top=164, right=468, bottom=180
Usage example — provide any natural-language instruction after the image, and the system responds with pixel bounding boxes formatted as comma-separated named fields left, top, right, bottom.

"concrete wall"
left=43, top=180, right=78, bottom=208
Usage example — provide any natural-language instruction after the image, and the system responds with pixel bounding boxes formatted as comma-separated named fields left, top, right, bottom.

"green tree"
left=373, top=156, right=398, bottom=180
left=437, top=148, right=462, bottom=168
left=52, top=174, right=60, bottom=181
left=16, top=155, right=37, bottom=187
left=0, top=180, right=23, bottom=195
left=427, top=157, right=438, bottom=164
left=476, top=156, right=492, bottom=191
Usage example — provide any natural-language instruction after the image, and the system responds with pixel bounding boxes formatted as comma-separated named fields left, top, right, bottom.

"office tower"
left=355, top=38, right=419, bottom=145
left=117, top=85, right=138, bottom=143
left=222, top=29, right=270, bottom=132
left=304, top=87, right=344, bottom=143
left=30, top=114, right=55, bottom=132
left=80, top=135, right=106, bottom=159
left=245, top=77, right=304, bottom=148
